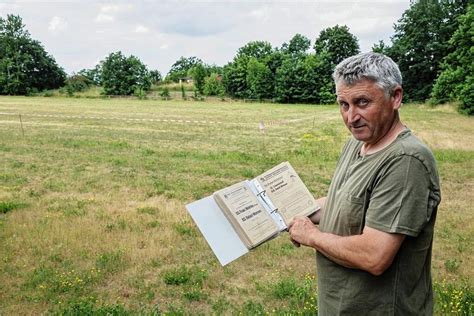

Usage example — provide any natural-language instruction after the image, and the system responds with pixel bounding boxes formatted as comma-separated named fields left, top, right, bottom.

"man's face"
left=336, top=79, right=402, bottom=145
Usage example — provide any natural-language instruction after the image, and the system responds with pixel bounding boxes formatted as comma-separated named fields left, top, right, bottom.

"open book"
left=186, top=161, right=320, bottom=265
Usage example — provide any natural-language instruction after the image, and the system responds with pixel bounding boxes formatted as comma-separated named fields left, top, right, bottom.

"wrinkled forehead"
left=335, top=78, right=380, bottom=93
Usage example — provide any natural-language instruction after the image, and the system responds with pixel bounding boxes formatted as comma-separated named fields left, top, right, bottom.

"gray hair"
left=333, top=52, right=402, bottom=96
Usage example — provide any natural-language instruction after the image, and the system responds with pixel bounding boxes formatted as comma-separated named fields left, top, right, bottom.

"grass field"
left=0, top=96, right=472, bottom=315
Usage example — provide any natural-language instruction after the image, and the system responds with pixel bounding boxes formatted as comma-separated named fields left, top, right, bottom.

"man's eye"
left=339, top=102, right=349, bottom=110
left=358, top=99, right=369, bottom=106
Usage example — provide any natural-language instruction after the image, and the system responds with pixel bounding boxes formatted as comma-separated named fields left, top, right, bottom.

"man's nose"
left=347, top=106, right=360, bottom=123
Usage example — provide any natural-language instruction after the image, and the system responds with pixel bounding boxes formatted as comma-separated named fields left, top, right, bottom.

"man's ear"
left=392, top=86, right=403, bottom=110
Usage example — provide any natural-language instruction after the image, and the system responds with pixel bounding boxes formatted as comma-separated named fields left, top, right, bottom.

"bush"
left=458, top=75, right=474, bottom=115
left=203, top=73, right=225, bottom=96
left=65, top=75, right=92, bottom=94
left=160, top=87, right=170, bottom=100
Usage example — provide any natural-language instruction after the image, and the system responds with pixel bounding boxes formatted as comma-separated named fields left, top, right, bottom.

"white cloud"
left=48, top=16, right=68, bottom=33
left=135, top=24, right=149, bottom=33
left=160, top=44, right=169, bottom=49
left=95, top=13, right=114, bottom=23
left=100, top=4, right=133, bottom=13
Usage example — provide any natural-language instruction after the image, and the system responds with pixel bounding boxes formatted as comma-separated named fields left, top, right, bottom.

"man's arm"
left=288, top=216, right=405, bottom=276
left=309, top=197, right=326, bottom=225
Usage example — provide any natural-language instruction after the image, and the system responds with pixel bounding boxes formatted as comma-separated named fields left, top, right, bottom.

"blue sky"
left=0, top=0, right=410, bottom=75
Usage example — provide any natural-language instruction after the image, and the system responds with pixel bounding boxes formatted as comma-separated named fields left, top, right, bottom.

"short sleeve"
left=365, top=155, right=433, bottom=237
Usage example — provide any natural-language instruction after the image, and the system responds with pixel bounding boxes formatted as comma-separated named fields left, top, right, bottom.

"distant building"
left=179, top=77, right=193, bottom=84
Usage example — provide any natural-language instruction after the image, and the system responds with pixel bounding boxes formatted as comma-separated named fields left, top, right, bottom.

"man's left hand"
left=288, top=216, right=319, bottom=248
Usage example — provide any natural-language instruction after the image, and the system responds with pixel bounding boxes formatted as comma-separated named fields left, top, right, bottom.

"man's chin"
left=351, top=131, right=370, bottom=142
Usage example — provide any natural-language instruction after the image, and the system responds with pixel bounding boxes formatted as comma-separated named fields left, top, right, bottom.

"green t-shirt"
left=317, top=129, right=441, bottom=315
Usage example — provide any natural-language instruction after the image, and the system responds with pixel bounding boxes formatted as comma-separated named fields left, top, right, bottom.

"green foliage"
left=166, top=56, right=202, bottom=82
left=372, top=40, right=389, bottom=54
left=239, top=300, right=266, bottom=315
left=285, top=33, right=311, bottom=56
left=183, top=288, right=205, bottom=301
left=223, top=41, right=274, bottom=99
left=160, top=87, right=170, bottom=100
left=236, top=40, right=273, bottom=60
left=271, top=278, right=299, bottom=299
left=444, top=259, right=461, bottom=273
left=458, top=75, right=474, bottom=115
left=180, top=83, right=187, bottom=99
left=203, top=73, right=225, bottom=96
left=0, top=14, right=66, bottom=95
left=275, top=53, right=333, bottom=104
left=64, top=75, right=92, bottom=95
left=262, top=274, right=318, bottom=313
left=275, top=56, right=308, bottom=103
left=77, top=65, right=101, bottom=86
left=223, top=29, right=355, bottom=103
left=434, top=279, right=473, bottom=315
left=431, top=4, right=473, bottom=115
left=246, top=57, right=273, bottom=99
left=133, top=87, right=147, bottom=100
left=100, top=51, right=151, bottom=96
left=149, top=69, right=162, bottom=84
left=222, top=58, right=249, bottom=98
left=95, top=251, right=125, bottom=274
left=189, top=63, right=206, bottom=94
left=163, top=266, right=192, bottom=285
left=387, top=1, right=468, bottom=102
left=173, top=222, right=196, bottom=237
left=24, top=265, right=104, bottom=302
left=0, top=200, right=27, bottom=214
left=163, top=265, right=208, bottom=288
left=314, top=25, right=360, bottom=66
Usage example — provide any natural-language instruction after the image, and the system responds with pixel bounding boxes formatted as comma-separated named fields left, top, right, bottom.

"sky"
left=0, top=0, right=411, bottom=76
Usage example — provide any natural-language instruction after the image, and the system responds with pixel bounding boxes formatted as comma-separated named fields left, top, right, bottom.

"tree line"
left=0, top=1, right=472, bottom=114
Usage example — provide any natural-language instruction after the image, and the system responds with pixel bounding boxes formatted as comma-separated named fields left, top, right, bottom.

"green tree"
left=431, top=4, right=473, bottom=115
left=275, top=56, right=307, bottom=103
left=222, top=59, right=248, bottom=98
left=223, top=41, right=275, bottom=98
left=387, top=0, right=468, bottom=101
left=166, top=56, right=202, bottom=82
left=149, top=70, right=162, bottom=84
left=100, top=51, right=151, bottom=95
left=285, top=33, right=311, bottom=56
left=0, top=14, right=66, bottom=95
left=236, top=41, right=273, bottom=60
left=246, top=57, right=273, bottom=100
left=78, top=65, right=101, bottom=85
left=314, top=25, right=360, bottom=66
left=371, top=40, right=389, bottom=54
left=189, top=63, right=206, bottom=94
left=275, top=52, right=333, bottom=104
left=203, top=73, right=225, bottom=96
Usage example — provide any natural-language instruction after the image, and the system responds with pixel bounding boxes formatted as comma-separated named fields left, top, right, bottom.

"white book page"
left=186, top=196, right=248, bottom=266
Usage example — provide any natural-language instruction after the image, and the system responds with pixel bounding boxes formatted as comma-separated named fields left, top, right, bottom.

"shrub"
left=160, top=87, right=170, bottom=100
left=203, top=73, right=225, bottom=96
left=65, top=75, right=92, bottom=94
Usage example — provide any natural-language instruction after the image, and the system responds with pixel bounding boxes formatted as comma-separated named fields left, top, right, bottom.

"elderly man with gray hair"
left=288, top=52, right=441, bottom=315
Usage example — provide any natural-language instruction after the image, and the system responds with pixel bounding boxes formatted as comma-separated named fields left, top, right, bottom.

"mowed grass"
left=0, top=96, right=472, bottom=315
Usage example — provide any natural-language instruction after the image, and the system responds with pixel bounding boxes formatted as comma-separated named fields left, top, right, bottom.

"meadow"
left=0, top=96, right=472, bottom=315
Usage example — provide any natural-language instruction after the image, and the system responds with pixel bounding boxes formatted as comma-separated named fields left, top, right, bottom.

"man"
left=288, top=52, right=441, bottom=315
